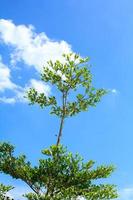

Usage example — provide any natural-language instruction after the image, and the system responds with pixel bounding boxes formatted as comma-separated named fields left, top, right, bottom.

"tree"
left=0, top=143, right=117, bottom=200
left=0, top=53, right=118, bottom=199
left=27, top=53, right=106, bottom=145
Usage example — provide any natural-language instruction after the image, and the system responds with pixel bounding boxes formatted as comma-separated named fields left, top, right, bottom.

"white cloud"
left=111, top=89, right=118, bottom=94
left=118, top=187, right=133, bottom=200
left=0, top=19, right=72, bottom=71
left=0, top=55, right=24, bottom=103
left=14, top=78, right=51, bottom=103
left=0, top=96, right=16, bottom=104
left=0, top=19, right=73, bottom=104
left=0, top=54, right=50, bottom=103
left=28, top=79, right=50, bottom=96
left=0, top=78, right=51, bottom=104
left=0, top=55, right=17, bottom=92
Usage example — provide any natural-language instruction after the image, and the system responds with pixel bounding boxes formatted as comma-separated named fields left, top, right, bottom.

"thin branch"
left=24, top=180, right=40, bottom=194
left=56, top=91, right=67, bottom=145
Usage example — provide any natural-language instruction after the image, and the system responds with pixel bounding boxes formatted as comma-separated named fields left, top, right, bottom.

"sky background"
left=0, top=0, right=133, bottom=199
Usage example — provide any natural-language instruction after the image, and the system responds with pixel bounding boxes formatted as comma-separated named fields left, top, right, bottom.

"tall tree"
left=0, top=54, right=118, bottom=199
left=27, top=53, right=106, bottom=145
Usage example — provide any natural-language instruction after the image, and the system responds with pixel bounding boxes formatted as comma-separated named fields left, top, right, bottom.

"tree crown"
left=27, top=53, right=107, bottom=145
left=27, top=53, right=106, bottom=118
left=0, top=142, right=117, bottom=200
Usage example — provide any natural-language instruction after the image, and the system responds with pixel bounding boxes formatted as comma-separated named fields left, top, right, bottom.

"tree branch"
left=56, top=91, right=67, bottom=145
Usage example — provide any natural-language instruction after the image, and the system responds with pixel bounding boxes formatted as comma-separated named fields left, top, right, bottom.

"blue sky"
left=0, top=0, right=133, bottom=199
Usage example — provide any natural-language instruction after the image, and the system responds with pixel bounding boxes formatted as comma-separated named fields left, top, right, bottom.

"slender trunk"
left=56, top=91, right=67, bottom=145
left=56, top=116, right=65, bottom=145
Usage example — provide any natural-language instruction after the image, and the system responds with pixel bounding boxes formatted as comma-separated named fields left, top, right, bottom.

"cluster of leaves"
left=0, top=183, right=13, bottom=200
left=0, top=142, right=118, bottom=200
left=27, top=53, right=106, bottom=118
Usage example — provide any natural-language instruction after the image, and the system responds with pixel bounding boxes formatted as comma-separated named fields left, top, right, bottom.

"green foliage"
left=0, top=142, right=118, bottom=200
left=27, top=53, right=107, bottom=145
left=0, top=183, right=13, bottom=199
left=27, top=53, right=106, bottom=118
left=0, top=53, right=118, bottom=199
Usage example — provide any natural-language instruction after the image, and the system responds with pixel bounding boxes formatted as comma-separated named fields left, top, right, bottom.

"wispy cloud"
left=111, top=89, right=118, bottom=94
left=0, top=55, right=21, bottom=103
left=0, top=54, right=51, bottom=104
left=0, top=96, right=16, bottom=104
left=0, top=55, right=17, bottom=92
left=28, top=79, right=51, bottom=96
left=0, top=19, right=72, bottom=103
left=0, top=79, right=51, bottom=104
left=0, top=19, right=72, bottom=71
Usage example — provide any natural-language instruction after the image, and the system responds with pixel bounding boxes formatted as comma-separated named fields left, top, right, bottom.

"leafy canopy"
left=27, top=53, right=107, bottom=145
left=0, top=142, right=118, bottom=200
left=28, top=53, right=106, bottom=117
